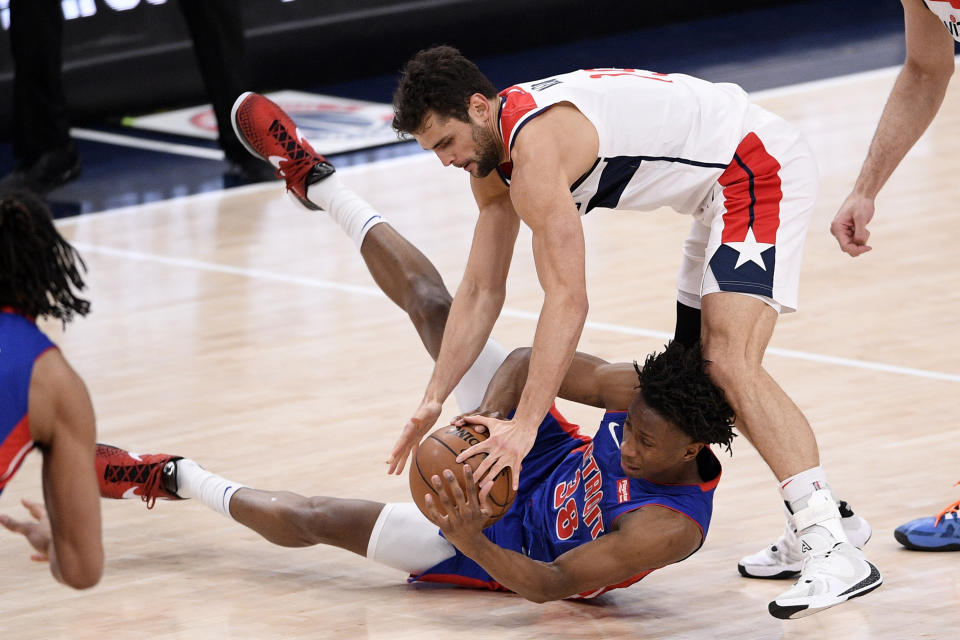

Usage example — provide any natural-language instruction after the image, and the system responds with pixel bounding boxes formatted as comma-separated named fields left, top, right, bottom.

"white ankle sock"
left=175, top=459, right=246, bottom=519
left=452, top=339, right=510, bottom=412
left=305, top=173, right=385, bottom=249
left=780, top=466, right=831, bottom=509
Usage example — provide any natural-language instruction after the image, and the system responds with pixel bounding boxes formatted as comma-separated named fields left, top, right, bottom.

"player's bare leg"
left=97, top=445, right=455, bottom=571
left=700, top=294, right=818, bottom=478
left=700, top=292, right=881, bottom=618
left=358, top=223, right=451, bottom=359
left=227, top=489, right=383, bottom=554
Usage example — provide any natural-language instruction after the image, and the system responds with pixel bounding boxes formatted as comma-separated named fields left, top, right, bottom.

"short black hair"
left=0, top=190, right=90, bottom=323
left=392, top=45, right=498, bottom=135
left=635, top=341, right=736, bottom=453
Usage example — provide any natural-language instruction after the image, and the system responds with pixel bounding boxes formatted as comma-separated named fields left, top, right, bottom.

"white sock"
left=305, top=172, right=385, bottom=249
left=175, top=459, right=246, bottom=519
left=780, top=466, right=831, bottom=508
left=452, top=339, right=510, bottom=412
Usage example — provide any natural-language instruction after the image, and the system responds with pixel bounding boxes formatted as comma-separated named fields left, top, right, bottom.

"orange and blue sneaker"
left=230, top=92, right=336, bottom=210
left=96, top=444, right=183, bottom=509
left=895, top=483, right=960, bottom=551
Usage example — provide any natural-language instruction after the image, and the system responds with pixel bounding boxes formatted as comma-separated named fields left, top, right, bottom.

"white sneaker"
left=768, top=539, right=882, bottom=619
left=738, top=500, right=872, bottom=579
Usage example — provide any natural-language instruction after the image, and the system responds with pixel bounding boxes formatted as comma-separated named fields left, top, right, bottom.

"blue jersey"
left=411, top=408, right=721, bottom=597
left=0, top=311, right=55, bottom=495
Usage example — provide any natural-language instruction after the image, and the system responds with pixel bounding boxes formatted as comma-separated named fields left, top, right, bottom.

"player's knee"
left=407, top=278, right=452, bottom=329
left=700, top=345, right=750, bottom=391
left=294, top=496, right=340, bottom=546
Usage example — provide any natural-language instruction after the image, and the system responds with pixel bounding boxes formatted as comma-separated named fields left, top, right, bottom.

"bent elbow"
left=522, top=591, right=557, bottom=605
left=59, top=550, right=104, bottom=590
left=61, top=566, right=102, bottom=590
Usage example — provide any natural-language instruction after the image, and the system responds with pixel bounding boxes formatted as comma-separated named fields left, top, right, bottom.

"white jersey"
left=922, top=0, right=960, bottom=42
left=495, top=69, right=756, bottom=216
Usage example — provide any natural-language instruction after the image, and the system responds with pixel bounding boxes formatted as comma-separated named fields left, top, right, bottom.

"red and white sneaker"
left=230, top=92, right=336, bottom=210
left=96, top=444, right=183, bottom=509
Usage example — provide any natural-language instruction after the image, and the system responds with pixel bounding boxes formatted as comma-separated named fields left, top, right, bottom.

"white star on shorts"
left=725, top=227, right=774, bottom=270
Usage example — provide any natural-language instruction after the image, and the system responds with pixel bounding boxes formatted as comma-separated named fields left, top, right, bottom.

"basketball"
left=409, top=423, right=516, bottom=528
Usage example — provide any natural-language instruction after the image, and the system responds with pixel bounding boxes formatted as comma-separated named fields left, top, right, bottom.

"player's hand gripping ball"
left=409, top=424, right=516, bottom=528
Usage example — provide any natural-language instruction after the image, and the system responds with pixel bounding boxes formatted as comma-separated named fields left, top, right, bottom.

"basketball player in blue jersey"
left=0, top=191, right=103, bottom=588
left=830, top=0, right=960, bottom=551
left=80, top=175, right=735, bottom=601
left=227, top=50, right=881, bottom=617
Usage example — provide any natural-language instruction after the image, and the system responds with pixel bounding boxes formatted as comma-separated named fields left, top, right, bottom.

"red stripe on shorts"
left=717, top=132, right=782, bottom=244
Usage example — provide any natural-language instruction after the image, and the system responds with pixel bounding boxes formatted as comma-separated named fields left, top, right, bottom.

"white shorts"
left=677, top=105, right=818, bottom=314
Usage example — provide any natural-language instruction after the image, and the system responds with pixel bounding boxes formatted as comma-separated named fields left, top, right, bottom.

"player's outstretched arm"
left=388, top=176, right=519, bottom=475
left=468, top=348, right=636, bottom=420
left=425, top=466, right=701, bottom=602
left=457, top=106, right=597, bottom=490
left=831, top=0, right=955, bottom=256
left=27, top=350, right=103, bottom=588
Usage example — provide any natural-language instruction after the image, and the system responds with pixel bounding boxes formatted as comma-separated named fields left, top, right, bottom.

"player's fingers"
left=431, top=474, right=461, bottom=523
left=471, top=451, right=496, bottom=481
left=462, top=465, right=482, bottom=505
left=0, top=514, right=25, bottom=533
left=852, top=220, right=870, bottom=245
left=456, top=440, right=489, bottom=465
left=21, top=499, right=44, bottom=521
left=443, top=469, right=467, bottom=505
left=461, top=413, right=493, bottom=428
left=477, top=479, right=493, bottom=504
left=386, top=441, right=406, bottom=474
left=387, top=439, right=416, bottom=475
left=423, top=494, right=446, bottom=526
left=30, top=552, right=50, bottom=563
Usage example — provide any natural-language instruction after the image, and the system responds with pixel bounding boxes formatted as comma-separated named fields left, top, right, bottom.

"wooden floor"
left=3, top=65, right=960, bottom=639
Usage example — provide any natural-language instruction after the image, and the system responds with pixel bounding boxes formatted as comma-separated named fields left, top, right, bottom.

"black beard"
left=472, top=125, right=502, bottom=178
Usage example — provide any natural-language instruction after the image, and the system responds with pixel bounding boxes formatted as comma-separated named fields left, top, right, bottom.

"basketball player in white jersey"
left=228, top=49, right=880, bottom=617
left=830, top=0, right=960, bottom=550
left=380, top=47, right=882, bottom=619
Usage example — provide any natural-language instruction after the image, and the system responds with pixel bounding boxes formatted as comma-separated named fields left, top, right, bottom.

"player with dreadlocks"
left=0, top=190, right=103, bottom=588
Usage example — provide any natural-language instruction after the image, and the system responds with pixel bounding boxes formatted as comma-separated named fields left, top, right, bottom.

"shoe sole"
left=737, top=563, right=800, bottom=580
left=767, top=562, right=882, bottom=620
left=894, top=528, right=960, bottom=551
left=230, top=91, right=267, bottom=163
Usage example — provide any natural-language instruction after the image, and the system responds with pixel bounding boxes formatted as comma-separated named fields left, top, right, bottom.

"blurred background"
left=0, top=0, right=910, bottom=217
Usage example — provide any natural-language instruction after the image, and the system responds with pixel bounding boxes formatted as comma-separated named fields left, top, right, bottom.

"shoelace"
left=934, top=481, right=960, bottom=527
left=266, top=119, right=323, bottom=188
left=105, top=462, right=166, bottom=509
left=797, top=544, right=840, bottom=585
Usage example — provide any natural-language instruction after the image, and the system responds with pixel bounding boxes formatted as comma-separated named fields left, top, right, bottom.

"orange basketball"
left=409, top=423, right=516, bottom=528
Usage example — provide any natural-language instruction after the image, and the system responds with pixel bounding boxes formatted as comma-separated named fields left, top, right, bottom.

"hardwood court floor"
left=3, top=65, right=960, bottom=639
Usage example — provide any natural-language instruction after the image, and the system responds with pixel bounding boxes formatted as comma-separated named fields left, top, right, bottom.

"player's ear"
left=469, top=93, right=491, bottom=121
left=681, top=442, right=703, bottom=462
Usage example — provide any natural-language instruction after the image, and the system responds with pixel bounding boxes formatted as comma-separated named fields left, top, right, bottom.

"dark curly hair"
left=634, top=341, right=736, bottom=454
left=392, top=45, right=499, bottom=135
left=0, top=190, right=90, bottom=324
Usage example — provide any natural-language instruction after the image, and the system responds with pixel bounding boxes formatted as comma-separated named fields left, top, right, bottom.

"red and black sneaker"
left=96, top=444, right=183, bottom=509
left=230, top=91, right=336, bottom=210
